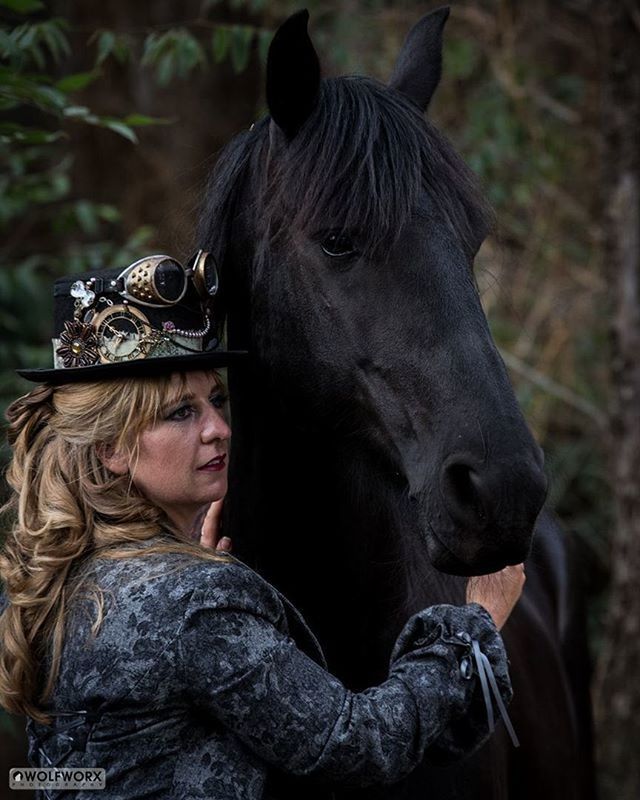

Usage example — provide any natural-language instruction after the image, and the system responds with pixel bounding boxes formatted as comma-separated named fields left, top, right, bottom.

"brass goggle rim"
left=116, top=251, right=218, bottom=308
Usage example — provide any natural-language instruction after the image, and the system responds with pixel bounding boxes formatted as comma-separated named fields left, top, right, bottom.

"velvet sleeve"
left=176, top=563, right=512, bottom=786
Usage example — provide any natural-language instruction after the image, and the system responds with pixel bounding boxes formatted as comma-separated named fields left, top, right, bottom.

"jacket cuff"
left=389, top=603, right=513, bottom=763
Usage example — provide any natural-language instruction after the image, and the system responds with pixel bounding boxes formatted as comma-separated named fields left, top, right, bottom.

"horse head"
left=198, top=8, right=547, bottom=578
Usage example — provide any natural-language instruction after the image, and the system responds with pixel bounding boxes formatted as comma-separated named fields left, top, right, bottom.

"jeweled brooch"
left=56, top=320, right=100, bottom=368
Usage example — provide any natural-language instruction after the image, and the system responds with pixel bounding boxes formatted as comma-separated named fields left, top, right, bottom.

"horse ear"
left=388, top=6, right=450, bottom=113
left=266, top=9, right=321, bottom=140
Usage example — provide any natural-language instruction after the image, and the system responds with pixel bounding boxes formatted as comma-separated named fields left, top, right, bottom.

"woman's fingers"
left=466, top=563, right=526, bottom=630
left=199, top=500, right=229, bottom=551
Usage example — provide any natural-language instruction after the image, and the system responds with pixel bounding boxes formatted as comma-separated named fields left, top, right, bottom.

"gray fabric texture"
left=0, top=541, right=513, bottom=799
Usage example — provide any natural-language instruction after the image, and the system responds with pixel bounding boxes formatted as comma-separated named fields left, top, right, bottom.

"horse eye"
left=320, top=231, right=359, bottom=259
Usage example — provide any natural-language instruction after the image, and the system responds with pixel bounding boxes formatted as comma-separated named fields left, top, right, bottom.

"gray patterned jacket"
left=1, top=541, right=513, bottom=799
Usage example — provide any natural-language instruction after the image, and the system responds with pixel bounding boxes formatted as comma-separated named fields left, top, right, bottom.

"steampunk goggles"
left=118, top=250, right=218, bottom=307
left=72, top=250, right=219, bottom=310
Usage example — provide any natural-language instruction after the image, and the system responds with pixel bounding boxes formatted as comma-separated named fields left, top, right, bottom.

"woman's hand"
left=466, top=564, right=525, bottom=630
left=199, top=500, right=232, bottom=552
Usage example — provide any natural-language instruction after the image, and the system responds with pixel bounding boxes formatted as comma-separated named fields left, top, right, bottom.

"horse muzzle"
left=417, top=450, right=548, bottom=576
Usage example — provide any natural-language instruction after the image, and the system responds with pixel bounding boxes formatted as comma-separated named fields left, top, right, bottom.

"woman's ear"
left=97, top=443, right=129, bottom=476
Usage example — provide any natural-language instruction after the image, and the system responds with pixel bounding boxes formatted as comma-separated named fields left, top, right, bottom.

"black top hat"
left=17, top=252, right=248, bottom=384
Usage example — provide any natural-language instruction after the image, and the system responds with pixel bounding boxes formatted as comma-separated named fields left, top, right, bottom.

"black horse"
left=197, top=8, right=595, bottom=799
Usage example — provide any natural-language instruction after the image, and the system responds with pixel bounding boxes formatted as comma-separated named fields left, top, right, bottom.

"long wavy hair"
left=0, top=371, right=229, bottom=723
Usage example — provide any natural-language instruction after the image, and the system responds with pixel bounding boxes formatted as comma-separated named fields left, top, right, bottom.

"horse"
left=196, top=8, right=595, bottom=799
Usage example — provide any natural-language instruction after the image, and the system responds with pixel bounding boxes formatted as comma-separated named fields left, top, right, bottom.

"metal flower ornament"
left=55, top=319, right=100, bottom=368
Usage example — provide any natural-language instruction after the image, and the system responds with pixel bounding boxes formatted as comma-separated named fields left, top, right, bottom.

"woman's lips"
left=198, top=454, right=227, bottom=472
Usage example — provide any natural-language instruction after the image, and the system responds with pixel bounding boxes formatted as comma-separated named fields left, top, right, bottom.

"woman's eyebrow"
left=162, top=392, right=195, bottom=411
left=164, top=384, right=221, bottom=410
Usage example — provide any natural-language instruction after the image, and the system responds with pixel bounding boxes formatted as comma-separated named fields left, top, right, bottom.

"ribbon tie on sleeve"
left=445, top=630, right=520, bottom=748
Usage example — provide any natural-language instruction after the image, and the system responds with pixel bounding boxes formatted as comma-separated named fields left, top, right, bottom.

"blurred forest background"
left=1, top=1, right=639, bottom=799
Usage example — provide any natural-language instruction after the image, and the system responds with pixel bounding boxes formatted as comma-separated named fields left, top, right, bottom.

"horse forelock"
left=198, top=75, right=494, bottom=263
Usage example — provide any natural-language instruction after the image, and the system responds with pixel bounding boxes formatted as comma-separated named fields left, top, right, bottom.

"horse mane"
left=197, top=75, right=494, bottom=262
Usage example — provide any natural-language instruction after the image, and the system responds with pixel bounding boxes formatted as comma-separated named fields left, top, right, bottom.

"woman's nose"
left=201, top=408, right=231, bottom=443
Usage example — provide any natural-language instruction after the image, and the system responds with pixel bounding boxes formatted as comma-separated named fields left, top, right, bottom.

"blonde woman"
left=0, top=256, right=524, bottom=799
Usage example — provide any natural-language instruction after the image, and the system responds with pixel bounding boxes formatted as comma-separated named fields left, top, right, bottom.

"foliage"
left=91, top=13, right=274, bottom=83
left=0, top=709, right=15, bottom=732
left=0, top=0, right=162, bottom=428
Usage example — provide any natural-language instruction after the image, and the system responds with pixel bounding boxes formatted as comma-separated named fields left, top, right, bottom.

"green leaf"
left=32, top=42, right=47, bottom=70
left=212, top=26, right=230, bottom=63
left=39, top=19, right=71, bottom=65
left=0, top=126, right=64, bottom=144
left=102, top=119, right=138, bottom=144
left=143, top=31, right=173, bottom=86
left=444, top=38, right=480, bottom=81
left=96, top=204, right=120, bottom=223
left=92, top=30, right=130, bottom=67
left=142, top=29, right=205, bottom=85
left=0, top=707, right=20, bottom=737
left=257, top=30, right=271, bottom=65
left=112, top=37, right=130, bottom=65
left=55, top=71, right=99, bottom=92
left=0, top=98, right=19, bottom=112
left=11, top=22, right=33, bottom=48
left=62, top=105, right=90, bottom=118
left=122, top=113, right=172, bottom=127
left=74, top=199, right=98, bottom=235
left=230, top=25, right=254, bottom=74
left=0, top=30, right=18, bottom=59
left=156, top=50, right=176, bottom=87
left=15, top=83, right=67, bottom=113
left=125, top=224, right=155, bottom=249
left=0, top=0, right=43, bottom=14
left=141, top=31, right=161, bottom=65
left=94, top=30, right=115, bottom=66
left=176, top=32, right=206, bottom=77
left=38, top=84, right=68, bottom=111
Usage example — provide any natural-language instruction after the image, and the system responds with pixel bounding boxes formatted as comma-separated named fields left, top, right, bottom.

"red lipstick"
left=198, top=454, right=227, bottom=472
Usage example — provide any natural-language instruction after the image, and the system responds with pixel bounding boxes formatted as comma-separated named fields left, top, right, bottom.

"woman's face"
left=128, top=371, right=230, bottom=534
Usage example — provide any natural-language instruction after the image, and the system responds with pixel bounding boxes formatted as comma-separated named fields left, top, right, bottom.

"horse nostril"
left=439, top=451, right=547, bottom=536
left=443, top=462, right=486, bottom=523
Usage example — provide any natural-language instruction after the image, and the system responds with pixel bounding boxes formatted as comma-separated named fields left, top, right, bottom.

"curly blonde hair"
left=0, top=372, right=229, bottom=723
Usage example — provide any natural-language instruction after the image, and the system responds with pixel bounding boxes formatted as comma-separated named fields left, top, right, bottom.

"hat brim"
left=16, top=350, right=249, bottom=385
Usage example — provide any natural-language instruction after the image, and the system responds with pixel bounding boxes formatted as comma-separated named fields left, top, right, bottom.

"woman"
left=0, top=254, right=523, bottom=799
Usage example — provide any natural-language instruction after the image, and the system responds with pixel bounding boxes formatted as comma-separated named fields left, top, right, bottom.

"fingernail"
left=218, top=537, right=232, bottom=551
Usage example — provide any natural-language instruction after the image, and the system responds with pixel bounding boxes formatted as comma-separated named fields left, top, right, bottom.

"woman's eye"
left=168, top=405, right=193, bottom=421
left=165, top=393, right=227, bottom=420
left=320, top=231, right=359, bottom=259
left=210, top=393, right=228, bottom=409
